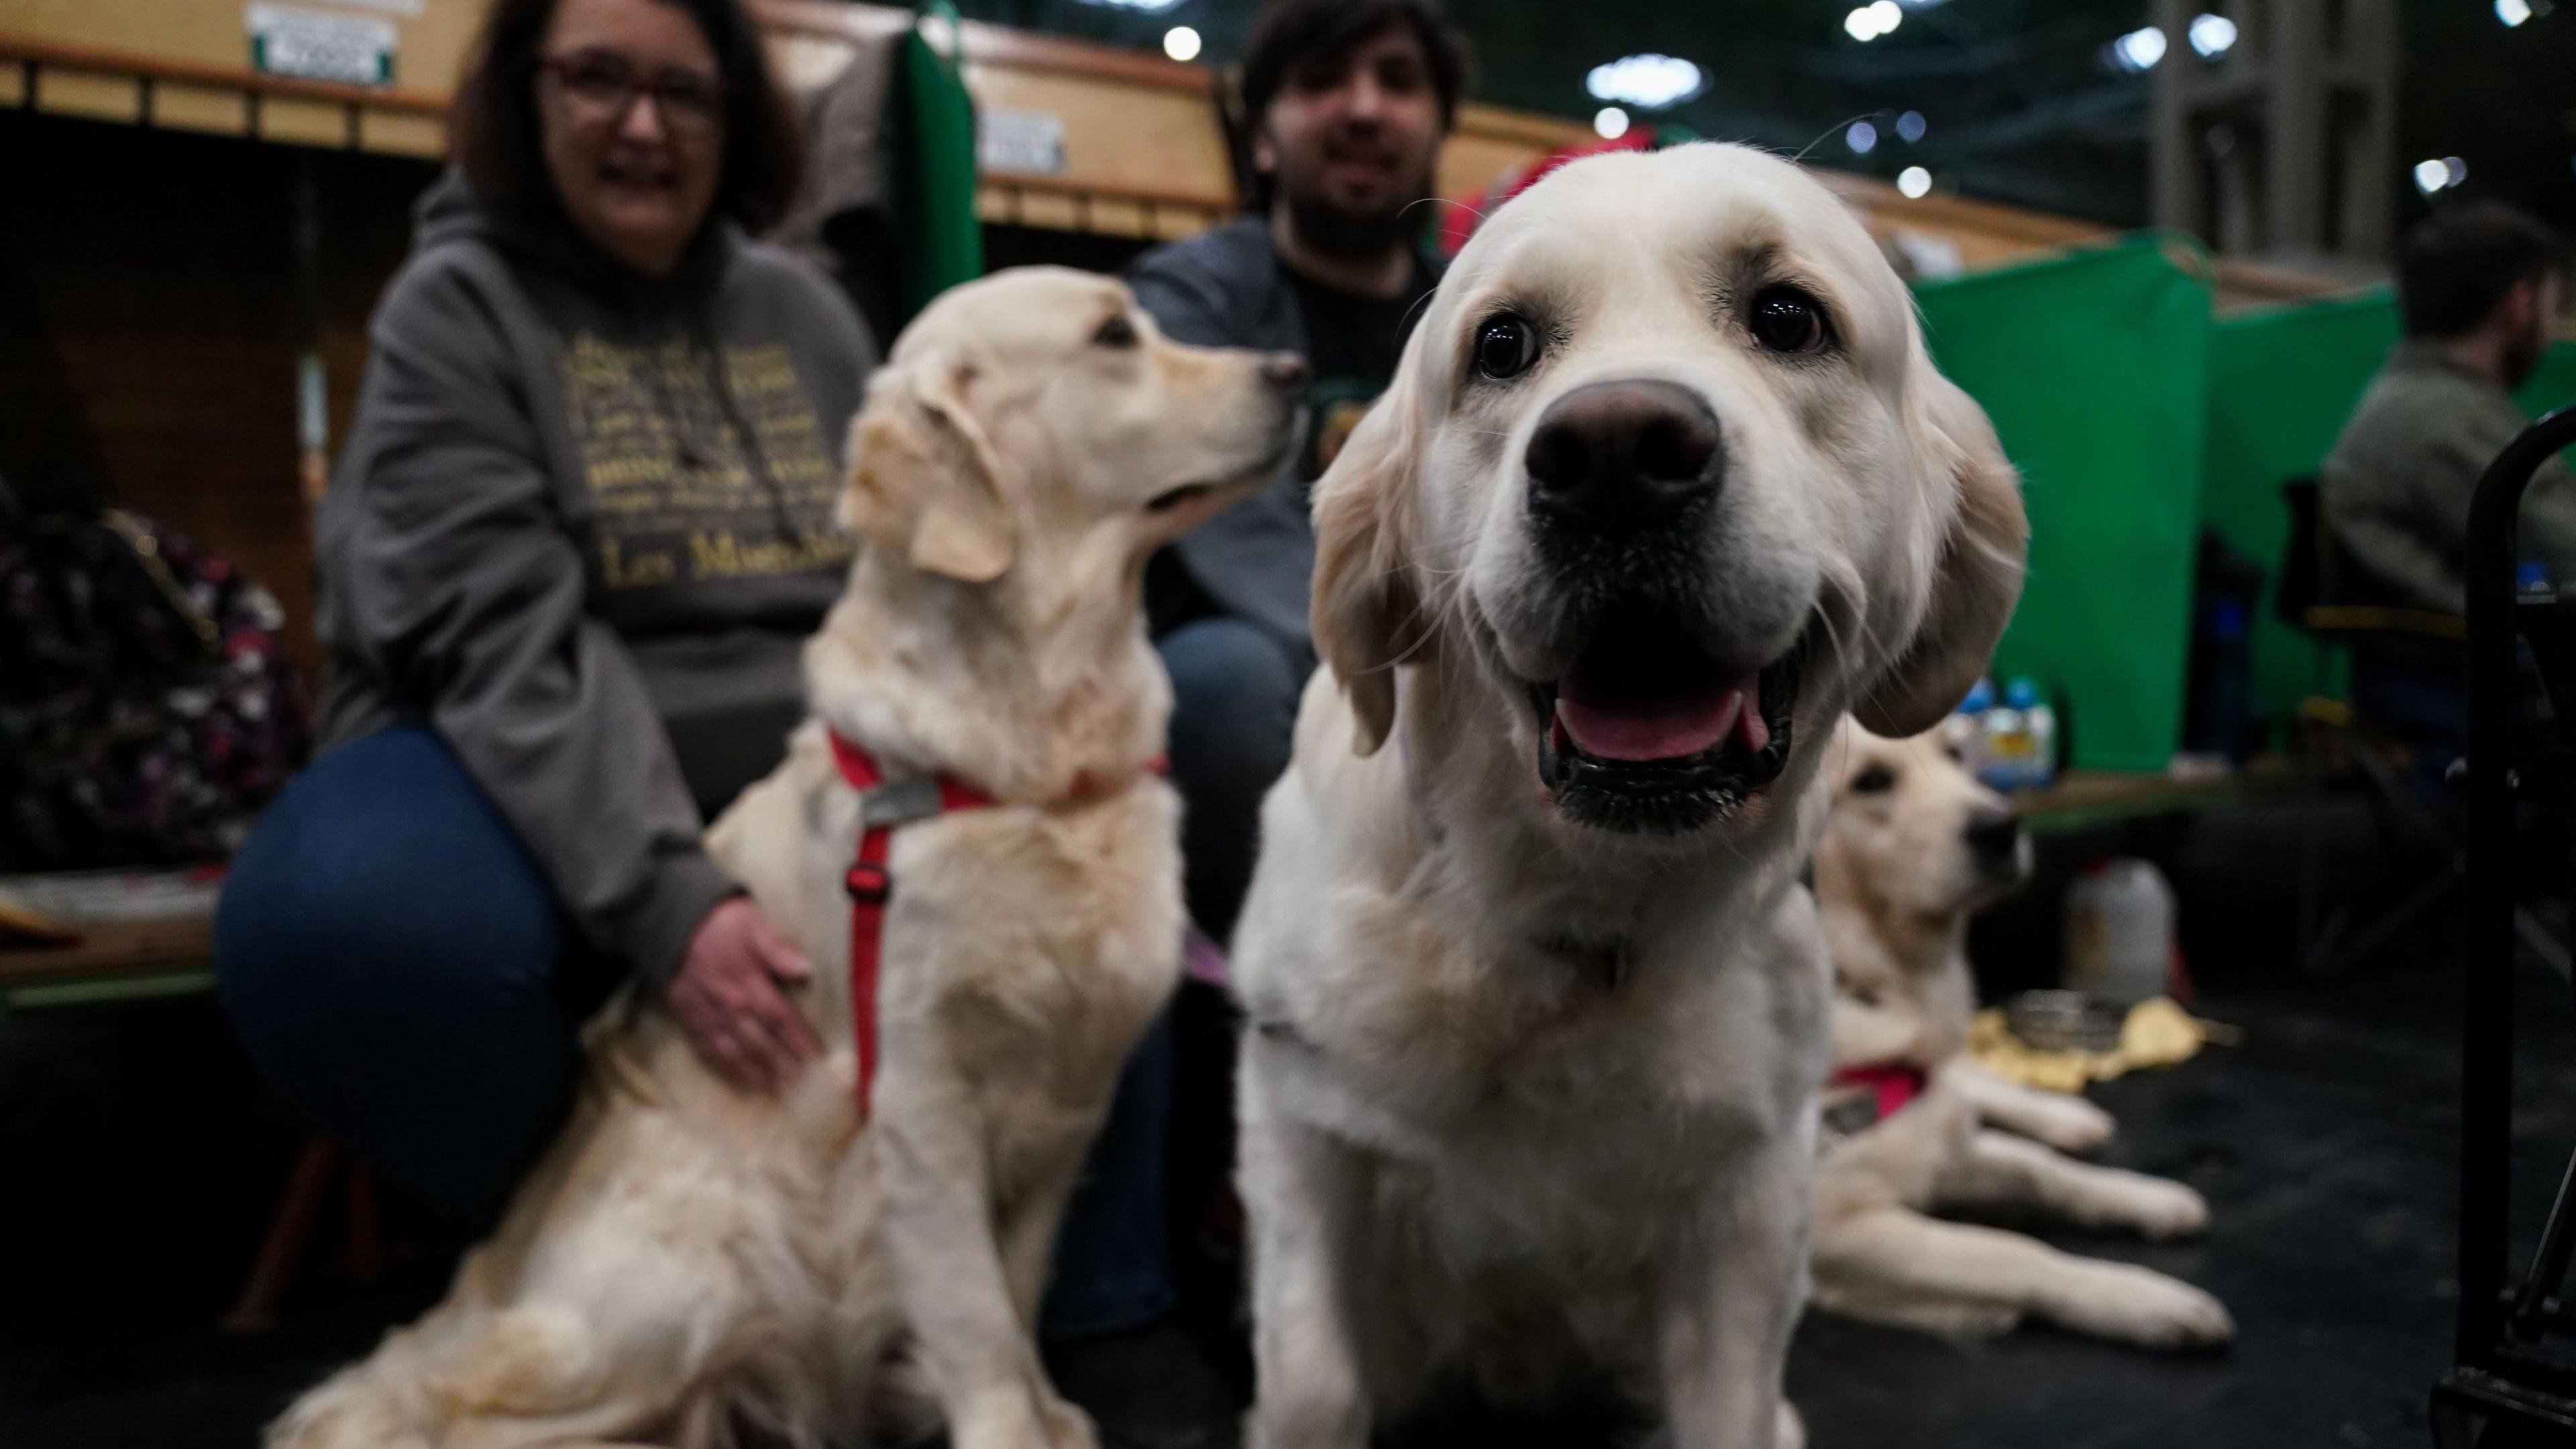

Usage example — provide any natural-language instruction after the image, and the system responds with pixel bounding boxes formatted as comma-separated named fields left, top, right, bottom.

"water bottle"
left=1945, top=678, right=1995, bottom=777
left=2062, top=859, right=2176, bottom=1008
left=2007, top=678, right=2056, bottom=789
left=1978, top=681, right=2027, bottom=792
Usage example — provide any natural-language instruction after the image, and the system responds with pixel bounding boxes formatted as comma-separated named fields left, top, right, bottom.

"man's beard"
left=1279, top=164, right=1434, bottom=262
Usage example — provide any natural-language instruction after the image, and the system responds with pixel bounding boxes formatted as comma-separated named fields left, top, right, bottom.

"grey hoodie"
left=315, top=172, right=874, bottom=984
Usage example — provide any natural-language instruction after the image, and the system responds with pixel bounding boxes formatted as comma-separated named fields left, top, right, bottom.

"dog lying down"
left=1807, top=722, right=2234, bottom=1350
left=267, top=268, right=1303, bottom=1449
left=1227, top=142, right=2029, bottom=1449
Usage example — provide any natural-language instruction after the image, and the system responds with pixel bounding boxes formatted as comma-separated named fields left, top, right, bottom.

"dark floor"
left=3, top=798, right=2571, bottom=1449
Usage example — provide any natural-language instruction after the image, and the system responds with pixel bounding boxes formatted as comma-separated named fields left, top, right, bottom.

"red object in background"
left=1439, top=130, right=1658, bottom=257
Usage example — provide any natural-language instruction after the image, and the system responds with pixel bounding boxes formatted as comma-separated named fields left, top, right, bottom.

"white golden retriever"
left=1808, top=723, right=2234, bottom=1350
left=268, top=268, right=1302, bottom=1449
left=1227, top=144, right=2029, bottom=1449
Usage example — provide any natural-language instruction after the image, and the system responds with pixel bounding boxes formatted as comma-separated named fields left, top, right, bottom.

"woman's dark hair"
left=2398, top=201, right=2567, bottom=340
left=449, top=0, right=803, bottom=235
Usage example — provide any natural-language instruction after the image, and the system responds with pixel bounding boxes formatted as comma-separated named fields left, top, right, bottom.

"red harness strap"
left=828, top=733, right=996, bottom=1122
left=824, top=733, right=1167, bottom=1122
left=1828, top=1061, right=1931, bottom=1124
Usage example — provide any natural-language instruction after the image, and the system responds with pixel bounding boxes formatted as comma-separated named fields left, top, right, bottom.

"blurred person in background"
left=2322, top=200, right=2572, bottom=768
left=1128, top=0, right=1465, bottom=953
left=215, top=0, right=873, bottom=1232
left=1031, top=2, right=1469, bottom=1438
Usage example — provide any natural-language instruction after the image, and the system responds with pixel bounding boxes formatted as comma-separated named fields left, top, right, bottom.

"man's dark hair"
left=2398, top=200, right=2567, bottom=340
left=449, top=0, right=803, bottom=236
left=1240, top=0, right=1472, bottom=136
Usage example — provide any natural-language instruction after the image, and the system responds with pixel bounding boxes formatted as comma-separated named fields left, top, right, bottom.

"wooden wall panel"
left=0, top=111, right=438, bottom=679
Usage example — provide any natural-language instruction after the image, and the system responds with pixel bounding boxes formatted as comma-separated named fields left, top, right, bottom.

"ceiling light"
left=2188, top=13, right=2238, bottom=56
left=1079, top=0, right=1184, bottom=9
left=1162, top=25, right=1201, bottom=62
left=1897, top=166, right=1933, bottom=199
left=1847, top=120, right=1879, bottom=154
left=1896, top=110, right=1927, bottom=143
left=1845, top=7, right=1882, bottom=40
left=1595, top=106, right=1631, bottom=140
left=1587, top=54, right=1706, bottom=110
left=2499, top=0, right=2534, bottom=24
left=2446, top=156, right=2471, bottom=186
left=1870, top=1, right=1904, bottom=32
left=2414, top=158, right=2453, bottom=194
left=2112, top=26, right=2169, bottom=72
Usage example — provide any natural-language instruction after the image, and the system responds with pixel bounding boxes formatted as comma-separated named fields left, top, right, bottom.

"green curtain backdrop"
left=1913, top=237, right=2213, bottom=773
left=2200, top=292, right=2400, bottom=723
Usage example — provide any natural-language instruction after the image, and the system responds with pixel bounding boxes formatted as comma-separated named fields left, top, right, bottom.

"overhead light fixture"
left=1847, top=120, right=1879, bottom=155
left=1845, top=2, right=1903, bottom=41
left=1595, top=106, right=1631, bottom=140
left=1079, top=0, right=1184, bottom=9
left=1587, top=54, right=1706, bottom=110
left=2111, top=25, right=2169, bottom=72
left=1162, top=25, right=1201, bottom=62
left=2415, top=156, right=2466, bottom=194
left=1896, top=110, right=1927, bottom=143
left=2499, top=0, right=2534, bottom=23
left=1897, top=166, right=1933, bottom=199
left=2188, top=13, right=2238, bottom=57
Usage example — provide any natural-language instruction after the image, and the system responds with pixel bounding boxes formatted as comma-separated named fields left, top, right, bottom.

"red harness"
left=825, top=732, right=1163, bottom=1122
left=1827, top=1061, right=1931, bottom=1124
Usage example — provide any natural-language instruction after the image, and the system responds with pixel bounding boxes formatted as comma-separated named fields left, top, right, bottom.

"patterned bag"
left=0, top=480, right=311, bottom=870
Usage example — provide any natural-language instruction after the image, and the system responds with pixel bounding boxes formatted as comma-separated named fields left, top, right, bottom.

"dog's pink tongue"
left=1557, top=677, right=1758, bottom=762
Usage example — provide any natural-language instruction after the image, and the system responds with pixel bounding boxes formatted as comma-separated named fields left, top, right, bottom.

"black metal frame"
left=2434, top=405, right=2576, bottom=1446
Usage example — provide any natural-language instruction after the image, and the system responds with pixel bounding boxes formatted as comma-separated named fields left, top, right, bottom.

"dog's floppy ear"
left=1856, top=362, right=2029, bottom=738
left=1310, top=343, right=1428, bottom=757
left=837, top=356, right=1018, bottom=584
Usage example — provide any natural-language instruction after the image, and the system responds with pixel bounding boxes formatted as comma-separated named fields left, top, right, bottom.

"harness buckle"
left=844, top=861, right=893, bottom=905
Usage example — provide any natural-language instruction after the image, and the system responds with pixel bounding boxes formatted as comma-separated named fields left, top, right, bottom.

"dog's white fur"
left=1228, top=144, right=2029, bottom=1449
left=1807, top=723, right=2235, bottom=1350
left=268, top=268, right=1299, bottom=1449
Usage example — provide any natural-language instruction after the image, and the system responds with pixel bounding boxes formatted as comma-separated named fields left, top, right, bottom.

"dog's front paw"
left=2122, top=1178, right=2211, bottom=1240
left=1034, top=1387, right=1101, bottom=1449
left=2053, top=1263, right=2234, bottom=1351
left=2025, top=1096, right=2117, bottom=1155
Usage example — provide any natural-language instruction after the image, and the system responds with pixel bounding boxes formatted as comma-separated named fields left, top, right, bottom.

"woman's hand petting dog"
left=668, top=896, right=820, bottom=1094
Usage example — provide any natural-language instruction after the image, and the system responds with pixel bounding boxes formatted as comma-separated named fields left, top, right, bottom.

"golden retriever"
left=268, top=267, right=1303, bottom=1449
left=1226, top=144, right=2029, bottom=1449
left=1807, top=723, right=2233, bottom=1350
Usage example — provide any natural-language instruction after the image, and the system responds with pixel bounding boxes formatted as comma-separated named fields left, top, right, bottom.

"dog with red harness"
left=266, top=267, right=1302, bottom=1449
left=1805, top=721, right=2233, bottom=1351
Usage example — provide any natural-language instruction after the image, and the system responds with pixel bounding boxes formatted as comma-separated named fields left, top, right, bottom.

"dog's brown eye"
left=1749, top=287, right=1826, bottom=354
left=1093, top=315, right=1138, bottom=349
left=1474, top=314, right=1540, bottom=380
left=1851, top=763, right=1896, bottom=794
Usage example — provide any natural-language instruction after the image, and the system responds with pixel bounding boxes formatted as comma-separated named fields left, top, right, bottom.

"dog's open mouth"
left=1527, top=616, right=1804, bottom=833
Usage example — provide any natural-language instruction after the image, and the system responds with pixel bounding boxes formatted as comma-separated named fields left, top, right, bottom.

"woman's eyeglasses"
left=537, top=49, right=724, bottom=137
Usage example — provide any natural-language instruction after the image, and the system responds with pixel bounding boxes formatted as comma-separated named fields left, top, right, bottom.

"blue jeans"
left=215, top=727, right=599, bottom=1228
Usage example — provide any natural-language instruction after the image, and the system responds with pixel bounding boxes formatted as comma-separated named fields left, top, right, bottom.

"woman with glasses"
left=214, top=0, right=875, bottom=1231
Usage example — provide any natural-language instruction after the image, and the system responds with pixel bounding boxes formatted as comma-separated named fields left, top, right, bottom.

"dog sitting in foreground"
left=268, top=267, right=1303, bottom=1449
left=1225, top=143, right=2030, bottom=1449
left=1805, top=722, right=2235, bottom=1350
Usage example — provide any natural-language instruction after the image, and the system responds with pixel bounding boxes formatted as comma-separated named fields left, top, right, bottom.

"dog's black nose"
left=1263, top=352, right=1310, bottom=390
left=1964, top=809, right=2024, bottom=865
left=1525, top=380, right=1723, bottom=529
